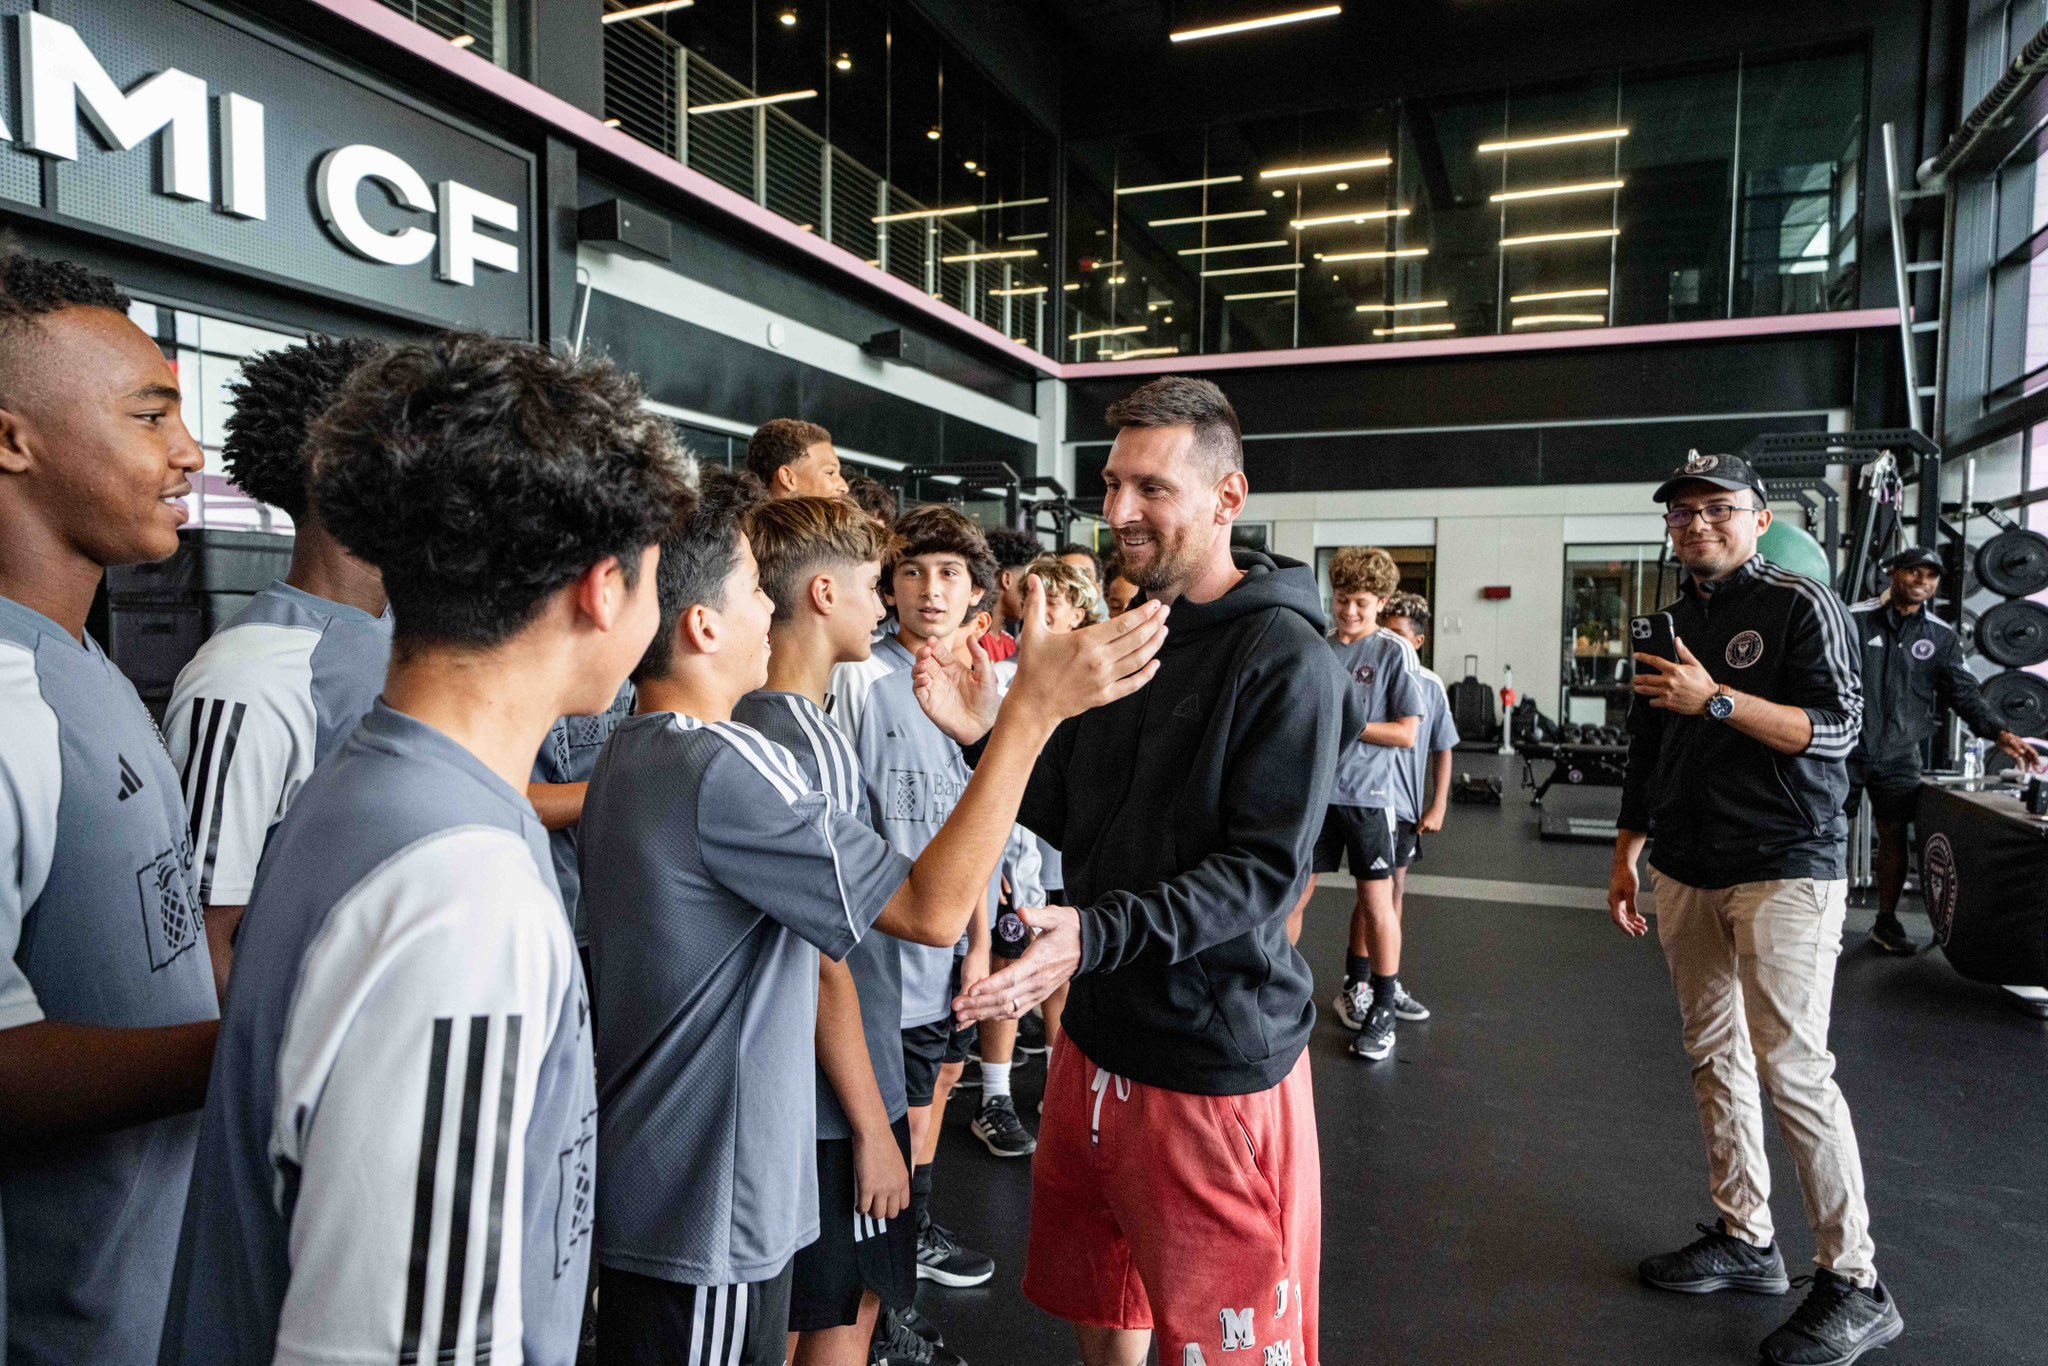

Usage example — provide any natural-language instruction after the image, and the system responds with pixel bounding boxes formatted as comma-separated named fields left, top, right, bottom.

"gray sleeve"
left=0, top=643, right=58, bottom=1029
left=1428, top=691, right=1461, bottom=752
left=696, top=746, right=912, bottom=962
left=1384, top=647, right=1424, bottom=721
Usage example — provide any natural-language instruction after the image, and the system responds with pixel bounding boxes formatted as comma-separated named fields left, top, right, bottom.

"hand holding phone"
left=1629, top=612, right=1679, bottom=669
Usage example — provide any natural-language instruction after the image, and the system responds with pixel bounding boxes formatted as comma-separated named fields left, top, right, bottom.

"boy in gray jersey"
left=0, top=249, right=218, bottom=1365
left=161, top=334, right=687, bottom=1366
left=529, top=680, right=634, bottom=947
left=165, top=335, right=390, bottom=994
left=827, top=506, right=1004, bottom=1292
left=1383, top=593, right=1459, bottom=1020
left=1310, top=547, right=1423, bottom=1062
left=582, top=483, right=1164, bottom=1366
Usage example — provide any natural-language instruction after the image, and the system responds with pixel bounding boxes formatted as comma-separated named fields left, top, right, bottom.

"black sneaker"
left=1760, top=1270, right=1903, bottom=1365
left=1393, top=985, right=1431, bottom=1022
left=1333, top=979, right=1371, bottom=1031
left=899, top=1304, right=945, bottom=1346
left=1868, top=914, right=1918, bottom=956
left=970, top=1095, right=1037, bottom=1158
left=871, top=1306, right=967, bottom=1365
left=1016, top=1011, right=1049, bottom=1055
left=1638, top=1220, right=1791, bottom=1294
left=915, top=1213, right=995, bottom=1287
left=1349, top=1002, right=1396, bottom=1060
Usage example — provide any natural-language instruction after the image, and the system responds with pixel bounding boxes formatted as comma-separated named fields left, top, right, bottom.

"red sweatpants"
left=1023, top=1036, right=1321, bottom=1366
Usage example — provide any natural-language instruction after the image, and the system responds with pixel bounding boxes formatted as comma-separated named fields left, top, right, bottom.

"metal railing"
left=378, top=0, right=508, bottom=66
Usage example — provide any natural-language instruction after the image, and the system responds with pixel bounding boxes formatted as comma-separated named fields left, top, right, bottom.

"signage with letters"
left=0, top=0, right=534, bottom=335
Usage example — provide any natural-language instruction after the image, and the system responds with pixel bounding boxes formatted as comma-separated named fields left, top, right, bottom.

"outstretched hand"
left=954, top=905, right=1081, bottom=1025
left=1009, top=579, right=1169, bottom=724
left=912, top=631, right=1002, bottom=746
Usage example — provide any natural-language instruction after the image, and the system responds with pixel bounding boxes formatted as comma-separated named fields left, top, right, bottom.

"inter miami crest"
left=1725, top=630, right=1765, bottom=669
left=1922, top=833, right=1958, bottom=946
left=1352, top=663, right=1376, bottom=686
left=1911, top=638, right=1936, bottom=661
left=1683, top=451, right=1720, bottom=475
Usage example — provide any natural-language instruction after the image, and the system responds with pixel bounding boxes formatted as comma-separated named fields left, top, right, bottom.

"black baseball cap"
left=1653, top=450, right=1768, bottom=504
left=1882, top=545, right=1943, bottom=574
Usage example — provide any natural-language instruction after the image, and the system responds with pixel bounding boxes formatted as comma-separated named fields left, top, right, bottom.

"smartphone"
left=1629, top=612, right=1679, bottom=665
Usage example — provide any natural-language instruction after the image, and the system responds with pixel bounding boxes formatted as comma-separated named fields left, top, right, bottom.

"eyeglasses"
left=1662, top=502, right=1762, bottom=529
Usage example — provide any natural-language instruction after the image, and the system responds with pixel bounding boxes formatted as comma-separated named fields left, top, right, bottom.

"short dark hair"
left=0, top=247, right=132, bottom=398
left=1104, top=375, right=1243, bottom=476
left=222, top=335, right=386, bottom=521
left=1384, top=591, right=1430, bottom=632
left=313, top=333, right=690, bottom=651
left=749, top=494, right=890, bottom=623
left=844, top=474, right=897, bottom=527
left=637, top=467, right=765, bottom=680
left=985, top=528, right=1041, bottom=572
left=885, top=504, right=998, bottom=596
left=746, top=417, right=832, bottom=483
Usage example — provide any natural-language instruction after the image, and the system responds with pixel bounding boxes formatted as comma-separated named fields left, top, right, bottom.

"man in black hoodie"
left=923, top=376, right=1351, bottom=1366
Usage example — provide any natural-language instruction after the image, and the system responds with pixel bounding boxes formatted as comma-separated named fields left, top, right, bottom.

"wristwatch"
left=1706, top=687, right=1736, bottom=722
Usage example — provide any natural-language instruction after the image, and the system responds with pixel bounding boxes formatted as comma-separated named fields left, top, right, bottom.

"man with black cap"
left=1609, top=452, right=1904, bottom=1366
left=1848, top=545, right=2039, bottom=954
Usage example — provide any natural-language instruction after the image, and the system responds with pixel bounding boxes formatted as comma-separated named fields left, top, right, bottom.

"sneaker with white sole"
left=915, top=1213, right=994, bottom=1288
left=970, top=1095, right=1037, bottom=1158
left=1393, top=985, right=1431, bottom=1021
left=1349, top=1002, right=1396, bottom=1060
left=1333, top=979, right=1371, bottom=1031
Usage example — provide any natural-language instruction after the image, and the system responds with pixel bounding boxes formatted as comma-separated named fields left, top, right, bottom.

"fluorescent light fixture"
left=1176, top=240, right=1289, bottom=256
left=1500, top=227, right=1620, bottom=247
left=603, top=0, right=693, bottom=21
left=1170, top=4, right=1341, bottom=43
left=1512, top=313, right=1607, bottom=326
left=1510, top=286, right=1609, bottom=303
left=450, top=32, right=476, bottom=48
left=1225, top=288, right=1298, bottom=300
left=1478, top=127, right=1630, bottom=154
left=835, top=51, right=852, bottom=71
left=1101, top=345, right=1182, bottom=359
left=1289, top=207, right=1411, bottom=230
left=1106, top=275, right=1128, bottom=284
left=1087, top=259, right=1125, bottom=270
left=869, top=196, right=1049, bottom=224
left=1490, top=178, right=1625, bottom=203
left=1007, top=231, right=1049, bottom=241
left=602, top=117, right=622, bottom=128
left=1372, top=322, right=1457, bottom=336
left=1315, top=246, right=1430, bottom=263
left=689, top=89, right=817, bottom=114
left=1259, top=155, right=1390, bottom=180
left=1070, top=325, right=1148, bottom=340
left=1200, top=262, right=1307, bottom=278
left=990, top=285, right=1049, bottom=296
left=1063, top=282, right=1081, bottom=291
left=941, top=248, right=1038, bottom=262
left=1116, top=175, right=1243, bottom=196
left=1354, top=300, right=1448, bottom=313
left=1149, top=209, right=1268, bottom=227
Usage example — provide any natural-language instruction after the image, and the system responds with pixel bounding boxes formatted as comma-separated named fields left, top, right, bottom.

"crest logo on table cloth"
left=1922, top=833, right=1958, bottom=946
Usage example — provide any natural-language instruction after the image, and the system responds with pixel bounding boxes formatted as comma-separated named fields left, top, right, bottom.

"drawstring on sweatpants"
left=1090, top=1065, right=1131, bottom=1146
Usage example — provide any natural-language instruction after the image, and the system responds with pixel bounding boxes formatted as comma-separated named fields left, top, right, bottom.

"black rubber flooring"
left=920, top=880, right=2048, bottom=1364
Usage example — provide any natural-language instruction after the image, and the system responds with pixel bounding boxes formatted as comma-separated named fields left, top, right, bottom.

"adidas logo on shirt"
left=1868, top=636, right=1883, bottom=647
left=116, top=755, right=143, bottom=801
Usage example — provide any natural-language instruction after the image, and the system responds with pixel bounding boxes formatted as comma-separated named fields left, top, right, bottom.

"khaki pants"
left=1650, top=873, right=1876, bottom=1284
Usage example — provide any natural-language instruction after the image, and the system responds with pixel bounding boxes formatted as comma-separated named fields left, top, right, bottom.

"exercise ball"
left=1757, top=520, right=1832, bottom=585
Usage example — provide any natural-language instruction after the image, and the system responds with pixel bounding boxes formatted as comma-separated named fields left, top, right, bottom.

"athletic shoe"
left=871, top=1307, right=967, bottom=1365
left=915, top=1213, right=995, bottom=1287
left=899, top=1304, right=946, bottom=1346
left=970, top=1095, right=1037, bottom=1158
left=1349, top=1003, right=1396, bottom=1060
left=1333, top=979, right=1372, bottom=1031
left=1869, top=914, right=1918, bottom=956
left=1638, top=1220, right=1791, bottom=1294
left=1759, top=1270, right=1903, bottom=1364
left=1016, top=1011, right=1049, bottom=1055
left=1393, top=985, right=1431, bottom=1022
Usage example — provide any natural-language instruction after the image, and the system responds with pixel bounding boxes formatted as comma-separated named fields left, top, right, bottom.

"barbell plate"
left=1978, top=599, right=2048, bottom=668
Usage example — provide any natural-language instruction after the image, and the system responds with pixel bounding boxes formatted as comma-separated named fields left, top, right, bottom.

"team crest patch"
left=1684, top=451, right=1720, bottom=474
left=137, top=841, right=201, bottom=971
left=1911, top=638, right=1936, bottom=661
left=1922, top=834, right=1958, bottom=947
left=1352, top=663, right=1376, bottom=686
left=997, top=912, right=1028, bottom=945
left=1725, top=630, right=1765, bottom=669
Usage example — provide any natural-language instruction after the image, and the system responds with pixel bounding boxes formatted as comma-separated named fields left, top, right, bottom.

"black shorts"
left=902, top=957, right=968, bottom=1106
left=596, top=1261, right=793, bottom=1366
left=789, top=1116, right=919, bottom=1331
left=1313, top=805, right=1397, bottom=881
left=1395, top=819, right=1420, bottom=869
left=1847, top=748, right=1922, bottom=824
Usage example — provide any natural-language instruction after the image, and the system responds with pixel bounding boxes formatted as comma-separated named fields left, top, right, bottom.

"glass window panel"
left=1733, top=48, right=1864, bottom=318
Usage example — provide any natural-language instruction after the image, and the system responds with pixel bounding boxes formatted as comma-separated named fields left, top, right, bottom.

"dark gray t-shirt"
left=733, top=690, right=910, bottom=1140
left=580, top=712, right=911, bottom=1285
left=532, top=682, right=636, bottom=943
left=159, top=703, right=594, bottom=1366
left=1327, top=629, right=1425, bottom=808
left=0, top=595, right=217, bottom=1366
left=1393, top=667, right=1462, bottom=823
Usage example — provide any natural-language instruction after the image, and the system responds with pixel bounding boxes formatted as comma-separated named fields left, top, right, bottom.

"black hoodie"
left=1010, top=550, right=1354, bottom=1095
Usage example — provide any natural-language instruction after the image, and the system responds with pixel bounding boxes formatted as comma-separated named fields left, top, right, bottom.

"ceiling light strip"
left=688, top=89, right=817, bottom=114
left=989, top=285, right=1050, bottom=296
left=870, top=195, right=1050, bottom=224
left=1478, top=127, right=1630, bottom=154
left=1224, top=289, right=1298, bottom=300
left=1069, top=324, right=1147, bottom=340
left=1149, top=209, right=1269, bottom=227
left=1500, top=228, right=1620, bottom=247
left=1315, top=247, right=1430, bottom=262
left=1258, top=155, right=1390, bottom=180
left=1511, top=313, right=1607, bottom=326
left=1490, top=178, right=1625, bottom=203
left=1176, top=240, right=1290, bottom=256
left=1290, top=207, right=1411, bottom=230
left=1115, top=174, right=1244, bottom=196
left=941, top=248, right=1037, bottom=262
left=1372, top=322, right=1458, bottom=336
left=1509, top=286, right=1610, bottom=302
left=1169, top=4, right=1342, bottom=43
left=1354, top=300, right=1448, bottom=313
left=603, top=0, right=693, bottom=22
left=1200, top=262, right=1308, bottom=278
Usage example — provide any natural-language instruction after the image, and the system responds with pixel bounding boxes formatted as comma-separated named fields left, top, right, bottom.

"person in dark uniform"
left=1847, top=545, right=2039, bottom=954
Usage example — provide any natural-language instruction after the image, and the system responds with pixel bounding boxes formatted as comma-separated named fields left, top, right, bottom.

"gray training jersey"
left=581, top=712, right=911, bottom=1285
left=1328, top=628, right=1425, bottom=808
left=733, top=690, right=910, bottom=1139
left=0, top=595, right=218, bottom=1366
left=1392, top=666, right=1461, bottom=823
left=533, top=682, right=635, bottom=943
left=165, top=580, right=393, bottom=906
left=829, top=635, right=998, bottom=1028
left=160, top=702, right=595, bottom=1366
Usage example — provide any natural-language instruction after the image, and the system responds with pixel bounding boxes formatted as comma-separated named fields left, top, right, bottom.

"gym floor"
left=921, top=758, right=2048, bottom=1364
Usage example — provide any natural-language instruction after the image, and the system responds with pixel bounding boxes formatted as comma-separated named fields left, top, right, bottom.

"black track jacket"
left=1010, top=550, right=1353, bottom=1096
left=1847, top=600, right=2004, bottom=758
